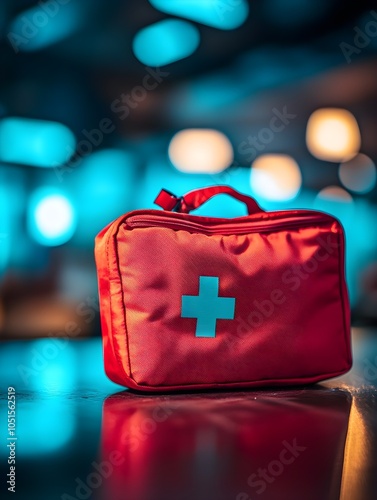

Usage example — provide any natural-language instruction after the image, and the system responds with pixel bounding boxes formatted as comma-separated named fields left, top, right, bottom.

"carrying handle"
left=154, top=186, right=264, bottom=215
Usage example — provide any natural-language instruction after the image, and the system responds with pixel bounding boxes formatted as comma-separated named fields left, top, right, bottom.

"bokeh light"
left=68, top=149, right=136, bottom=245
left=28, top=188, right=76, bottom=246
left=250, top=154, right=302, bottom=201
left=132, top=19, right=200, bottom=66
left=8, top=1, right=84, bottom=52
left=306, top=108, right=361, bottom=162
left=149, top=0, right=249, bottom=30
left=168, top=129, right=234, bottom=173
left=0, top=117, right=76, bottom=168
left=0, top=180, right=10, bottom=275
left=339, top=153, right=377, bottom=194
left=316, top=186, right=354, bottom=203
left=18, top=401, right=75, bottom=455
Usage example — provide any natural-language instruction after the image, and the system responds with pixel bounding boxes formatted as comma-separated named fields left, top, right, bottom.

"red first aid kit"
left=94, top=185, right=352, bottom=392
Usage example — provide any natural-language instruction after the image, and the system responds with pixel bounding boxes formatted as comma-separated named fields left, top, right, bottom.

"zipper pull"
left=154, top=189, right=183, bottom=212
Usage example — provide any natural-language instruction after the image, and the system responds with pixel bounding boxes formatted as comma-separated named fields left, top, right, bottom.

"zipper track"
left=126, top=213, right=330, bottom=235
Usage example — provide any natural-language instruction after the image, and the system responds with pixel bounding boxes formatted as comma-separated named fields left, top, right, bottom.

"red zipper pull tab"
left=154, top=189, right=183, bottom=212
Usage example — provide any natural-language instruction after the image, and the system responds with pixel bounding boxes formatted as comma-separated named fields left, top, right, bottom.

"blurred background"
left=1, top=0, right=377, bottom=341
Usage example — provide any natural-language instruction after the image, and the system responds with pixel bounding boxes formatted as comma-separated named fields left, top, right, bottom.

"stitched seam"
left=105, top=227, right=127, bottom=379
left=113, top=221, right=135, bottom=383
left=336, top=225, right=352, bottom=365
left=106, top=218, right=133, bottom=382
left=129, top=367, right=351, bottom=389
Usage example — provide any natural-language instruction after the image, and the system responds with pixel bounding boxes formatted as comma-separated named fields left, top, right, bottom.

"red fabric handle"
left=155, top=186, right=263, bottom=215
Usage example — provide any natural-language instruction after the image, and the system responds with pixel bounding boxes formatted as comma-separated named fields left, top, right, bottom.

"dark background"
left=1, top=0, right=377, bottom=339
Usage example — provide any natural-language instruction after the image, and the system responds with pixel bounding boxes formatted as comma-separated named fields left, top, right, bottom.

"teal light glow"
left=0, top=177, right=9, bottom=275
left=0, top=167, right=28, bottom=273
left=133, top=19, right=200, bottom=66
left=28, top=187, right=76, bottom=246
left=74, top=338, right=123, bottom=389
left=8, top=1, right=84, bottom=52
left=149, top=0, right=249, bottom=30
left=18, top=401, right=75, bottom=455
left=0, top=118, right=76, bottom=168
left=68, top=149, right=136, bottom=245
left=0, top=340, right=120, bottom=396
left=0, top=342, right=76, bottom=456
left=20, top=340, right=78, bottom=393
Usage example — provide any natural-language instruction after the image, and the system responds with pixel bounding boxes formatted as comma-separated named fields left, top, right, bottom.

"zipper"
left=126, top=213, right=329, bottom=235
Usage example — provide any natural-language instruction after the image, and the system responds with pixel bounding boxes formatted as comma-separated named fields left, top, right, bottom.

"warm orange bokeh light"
left=250, top=154, right=302, bottom=201
left=306, top=108, right=361, bottom=162
left=168, top=129, right=234, bottom=173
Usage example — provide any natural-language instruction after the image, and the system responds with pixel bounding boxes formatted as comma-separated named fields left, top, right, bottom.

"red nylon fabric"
left=154, top=185, right=264, bottom=215
left=180, top=185, right=264, bottom=214
left=94, top=188, right=352, bottom=392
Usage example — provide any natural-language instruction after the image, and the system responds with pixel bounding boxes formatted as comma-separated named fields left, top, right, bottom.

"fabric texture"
left=94, top=186, right=352, bottom=392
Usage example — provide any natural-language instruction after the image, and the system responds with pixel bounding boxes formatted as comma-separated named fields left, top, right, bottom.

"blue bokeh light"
left=68, top=149, right=137, bottom=245
left=0, top=166, right=30, bottom=274
left=133, top=19, right=200, bottom=66
left=8, top=0, right=84, bottom=52
left=0, top=117, right=76, bottom=168
left=28, top=187, right=77, bottom=246
left=18, top=401, right=76, bottom=455
left=0, top=176, right=10, bottom=275
left=149, top=0, right=249, bottom=30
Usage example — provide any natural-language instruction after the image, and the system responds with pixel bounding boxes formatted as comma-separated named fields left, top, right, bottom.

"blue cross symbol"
left=181, top=276, right=236, bottom=338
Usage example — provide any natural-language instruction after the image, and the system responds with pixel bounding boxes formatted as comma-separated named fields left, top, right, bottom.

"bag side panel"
left=116, top=219, right=351, bottom=390
left=95, top=221, right=134, bottom=387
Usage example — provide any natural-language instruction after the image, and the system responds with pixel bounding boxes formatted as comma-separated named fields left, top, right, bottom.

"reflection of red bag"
left=99, top=389, right=351, bottom=500
left=95, top=185, right=352, bottom=392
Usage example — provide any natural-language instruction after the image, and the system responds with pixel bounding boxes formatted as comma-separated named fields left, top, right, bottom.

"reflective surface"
left=0, top=329, right=376, bottom=500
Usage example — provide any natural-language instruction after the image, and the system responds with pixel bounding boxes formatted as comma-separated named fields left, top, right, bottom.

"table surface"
left=0, top=328, right=376, bottom=500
